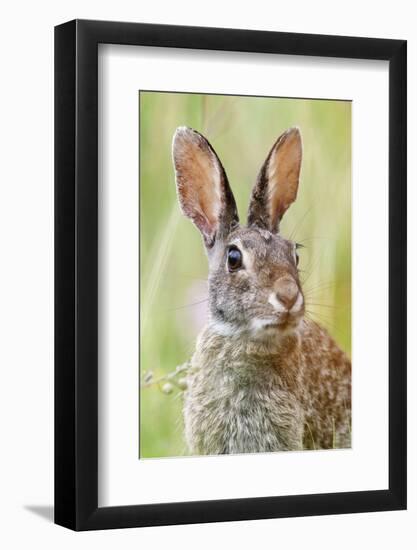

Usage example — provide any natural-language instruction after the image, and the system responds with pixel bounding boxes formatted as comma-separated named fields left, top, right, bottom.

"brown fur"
left=172, top=126, right=351, bottom=454
left=184, top=320, right=351, bottom=454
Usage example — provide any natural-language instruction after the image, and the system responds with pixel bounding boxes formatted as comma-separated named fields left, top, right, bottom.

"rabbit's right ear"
left=247, top=127, right=302, bottom=233
left=172, top=127, right=239, bottom=248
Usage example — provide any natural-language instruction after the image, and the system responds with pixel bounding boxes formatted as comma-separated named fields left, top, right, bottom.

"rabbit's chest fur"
left=183, top=327, right=305, bottom=454
left=183, top=321, right=351, bottom=454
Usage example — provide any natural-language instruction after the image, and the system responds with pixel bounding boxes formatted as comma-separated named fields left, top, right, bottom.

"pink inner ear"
left=178, top=180, right=220, bottom=244
left=173, top=126, right=238, bottom=246
left=267, top=129, right=302, bottom=225
left=247, top=127, right=302, bottom=232
left=191, top=209, right=216, bottom=243
left=270, top=199, right=286, bottom=228
left=174, top=129, right=223, bottom=242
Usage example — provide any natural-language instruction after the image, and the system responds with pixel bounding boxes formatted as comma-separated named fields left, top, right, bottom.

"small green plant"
left=141, top=362, right=190, bottom=395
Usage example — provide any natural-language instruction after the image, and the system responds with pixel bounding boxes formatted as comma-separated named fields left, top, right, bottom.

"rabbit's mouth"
left=251, top=313, right=302, bottom=335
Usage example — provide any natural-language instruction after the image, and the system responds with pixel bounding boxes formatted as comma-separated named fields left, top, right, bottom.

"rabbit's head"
left=173, top=126, right=304, bottom=340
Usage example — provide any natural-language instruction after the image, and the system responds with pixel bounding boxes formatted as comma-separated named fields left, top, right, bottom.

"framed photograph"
left=55, top=19, right=407, bottom=530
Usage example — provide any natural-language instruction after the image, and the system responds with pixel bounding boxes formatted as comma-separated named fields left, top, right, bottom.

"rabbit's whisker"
left=167, top=298, right=209, bottom=311
left=305, top=309, right=335, bottom=326
left=287, top=206, right=314, bottom=241
left=296, top=236, right=329, bottom=245
left=303, top=280, right=337, bottom=295
left=305, top=311, right=347, bottom=344
left=306, top=313, right=347, bottom=343
left=305, top=302, right=345, bottom=310
left=177, top=273, right=208, bottom=282
left=300, top=262, right=319, bottom=286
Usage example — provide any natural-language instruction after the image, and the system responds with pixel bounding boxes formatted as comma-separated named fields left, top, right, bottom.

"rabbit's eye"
left=227, top=246, right=243, bottom=272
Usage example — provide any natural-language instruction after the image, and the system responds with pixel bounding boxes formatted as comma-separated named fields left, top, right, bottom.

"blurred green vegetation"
left=139, top=91, right=351, bottom=458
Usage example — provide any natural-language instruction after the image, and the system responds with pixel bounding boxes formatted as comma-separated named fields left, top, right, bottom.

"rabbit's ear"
left=172, top=127, right=239, bottom=248
left=247, top=127, right=302, bottom=232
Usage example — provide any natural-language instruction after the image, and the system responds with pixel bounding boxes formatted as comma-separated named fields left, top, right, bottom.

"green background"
left=139, top=91, right=351, bottom=458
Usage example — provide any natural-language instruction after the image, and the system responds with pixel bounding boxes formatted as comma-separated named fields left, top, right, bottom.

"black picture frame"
left=55, top=19, right=407, bottom=531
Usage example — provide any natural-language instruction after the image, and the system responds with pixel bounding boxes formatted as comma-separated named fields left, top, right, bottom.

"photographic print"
left=139, top=91, right=351, bottom=459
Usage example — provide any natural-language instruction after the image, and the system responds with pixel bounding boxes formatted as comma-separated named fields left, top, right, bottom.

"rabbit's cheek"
left=290, top=291, right=305, bottom=315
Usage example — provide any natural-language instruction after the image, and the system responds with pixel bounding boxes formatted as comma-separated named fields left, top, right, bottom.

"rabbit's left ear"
left=172, top=127, right=239, bottom=248
left=247, top=127, right=302, bottom=232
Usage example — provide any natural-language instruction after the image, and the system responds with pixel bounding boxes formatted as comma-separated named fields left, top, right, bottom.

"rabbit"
left=172, top=125, right=351, bottom=454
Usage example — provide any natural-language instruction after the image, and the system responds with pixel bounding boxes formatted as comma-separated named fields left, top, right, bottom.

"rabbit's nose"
left=275, top=277, right=299, bottom=311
